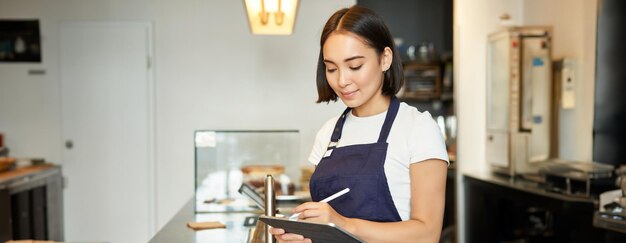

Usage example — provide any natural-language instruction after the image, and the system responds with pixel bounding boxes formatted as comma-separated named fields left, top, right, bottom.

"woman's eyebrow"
left=344, top=56, right=365, bottom=62
left=323, top=55, right=365, bottom=64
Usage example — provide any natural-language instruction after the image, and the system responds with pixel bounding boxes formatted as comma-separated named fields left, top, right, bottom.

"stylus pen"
left=289, top=187, right=350, bottom=221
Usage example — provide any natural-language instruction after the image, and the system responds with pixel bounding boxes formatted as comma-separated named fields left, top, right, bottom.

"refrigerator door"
left=521, top=35, right=552, bottom=162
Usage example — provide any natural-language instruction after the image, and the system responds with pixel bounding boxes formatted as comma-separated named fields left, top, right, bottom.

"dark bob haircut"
left=316, top=6, right=404, bottom=103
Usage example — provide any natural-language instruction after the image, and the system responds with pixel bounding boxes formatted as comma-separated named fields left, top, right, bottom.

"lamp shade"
left=244, top=0, right=299, bottom=35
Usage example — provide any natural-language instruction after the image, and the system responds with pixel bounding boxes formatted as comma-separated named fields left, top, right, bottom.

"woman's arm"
left=291, top=158, right=447, bottom=243
left=345, top=159, right=448, bottom=243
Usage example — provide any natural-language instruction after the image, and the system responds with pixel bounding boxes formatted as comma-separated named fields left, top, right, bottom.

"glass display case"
left=194, top=130, right=302, bottom=213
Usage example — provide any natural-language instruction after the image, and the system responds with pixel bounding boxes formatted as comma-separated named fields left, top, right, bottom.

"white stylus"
left=288, top=188, right=350, bottom=221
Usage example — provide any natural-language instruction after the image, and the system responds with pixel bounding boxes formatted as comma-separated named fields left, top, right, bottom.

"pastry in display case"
left=194, top=130, right=308, bottom=213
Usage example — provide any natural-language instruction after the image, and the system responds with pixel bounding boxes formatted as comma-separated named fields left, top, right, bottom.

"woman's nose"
left=338, top=70, right=351, bottom=88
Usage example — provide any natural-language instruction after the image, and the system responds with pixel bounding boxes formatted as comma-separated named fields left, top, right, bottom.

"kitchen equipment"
left=611, top=165, right=626, bottom=207
left=486, top=26, right=555, bottom=176
left=594, top=165, right=626, bottom=233
left=539, top=160, right=615, bottom=197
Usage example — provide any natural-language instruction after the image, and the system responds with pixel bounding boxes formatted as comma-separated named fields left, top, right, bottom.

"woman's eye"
left=326, top=68, right=337, bottom=73
left=349, top=65, right=362, bottom=71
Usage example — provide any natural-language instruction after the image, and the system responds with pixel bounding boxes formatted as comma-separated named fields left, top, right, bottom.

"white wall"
left=153, top=0, right=353, bottom=230
left=0, top=0, right=354, bottom=238
left=454, top=0, right=597, bottom=242
left=0, top=0, right=153, bottom=172
left=454, top=2, right=523, bottom=242
left=454, top=0, right=523, bottom=175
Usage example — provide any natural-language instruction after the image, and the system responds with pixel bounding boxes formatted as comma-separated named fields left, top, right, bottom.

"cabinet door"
left=0, top=189, right=11, bottom=241
left=486, top=33, right=511, bottom=169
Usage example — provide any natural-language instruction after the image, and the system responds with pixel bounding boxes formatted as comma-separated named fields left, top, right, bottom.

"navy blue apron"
left=309, top=97, right=402, bottom=222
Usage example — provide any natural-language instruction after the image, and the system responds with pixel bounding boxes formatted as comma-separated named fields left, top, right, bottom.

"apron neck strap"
left=329, top=97, right=400, bottom=143
left=330, top=107, right=352, bottom=142
left=377, top=96, right=400, bottom=143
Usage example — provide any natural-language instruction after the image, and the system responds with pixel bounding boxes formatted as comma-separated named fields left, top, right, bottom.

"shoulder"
left=318, top=115, right=340, bottom=135
left=395, top=102, right=438, bottom=130
left=312, top=114, right=340, bottom=145
left=308, top=114, right=341, bottom=165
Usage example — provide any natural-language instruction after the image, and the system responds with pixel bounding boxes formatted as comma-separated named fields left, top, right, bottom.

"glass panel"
left=194, top=130, right=300, bottom=213
left=487, top=35, right=510, bottom=131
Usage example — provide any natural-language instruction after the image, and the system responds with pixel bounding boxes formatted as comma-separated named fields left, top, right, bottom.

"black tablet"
left=259, top=215, right=364, bottom=243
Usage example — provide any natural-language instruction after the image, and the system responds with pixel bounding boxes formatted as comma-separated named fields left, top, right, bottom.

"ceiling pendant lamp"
left=244, top=0, right=299, bottom=35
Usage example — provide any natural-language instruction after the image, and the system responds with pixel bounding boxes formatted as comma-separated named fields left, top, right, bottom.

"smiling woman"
left=321, top=32, right=393, bottom=116
left=270, top=6, right=449, bottom=243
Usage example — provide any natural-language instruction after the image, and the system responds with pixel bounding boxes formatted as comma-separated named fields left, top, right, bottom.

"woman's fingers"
left=278, top=233, right=305, bottom=241
left=299, top=208, right=322, bottom=219
left=269, top=227, right=285, bottom=235
left=270, top=227, right=310, bottom=242
left=292, top=202, right=318, bottom=214
left=293, top=202, right=330, bottom=218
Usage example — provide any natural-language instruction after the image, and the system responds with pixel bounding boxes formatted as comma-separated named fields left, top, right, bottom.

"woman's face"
left=322, top=32, right=391, bottom=113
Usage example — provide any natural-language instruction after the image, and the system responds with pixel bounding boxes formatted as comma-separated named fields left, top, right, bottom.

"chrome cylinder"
left=264, top=174, right=276, bottom=243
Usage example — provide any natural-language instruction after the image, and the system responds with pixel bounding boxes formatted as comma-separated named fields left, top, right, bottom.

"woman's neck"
left=351, top=93, right=391, bottom=117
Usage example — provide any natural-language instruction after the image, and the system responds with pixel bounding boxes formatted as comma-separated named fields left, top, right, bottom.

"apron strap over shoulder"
left=329, top=107, right=352, bottom=143
left=377, top=97, right=400, bottom=143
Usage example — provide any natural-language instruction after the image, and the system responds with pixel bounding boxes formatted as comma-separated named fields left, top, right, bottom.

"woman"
left=270, top=6, right=449, bottom=243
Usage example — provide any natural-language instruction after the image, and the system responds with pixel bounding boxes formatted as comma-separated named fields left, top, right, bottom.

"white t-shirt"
left=308, top=102, right=449, bottom=221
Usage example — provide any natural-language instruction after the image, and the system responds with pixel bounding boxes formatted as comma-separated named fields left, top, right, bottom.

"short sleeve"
left=308, top=117, right=337, bottom=165
left=408, top=112, right=450, bottom=165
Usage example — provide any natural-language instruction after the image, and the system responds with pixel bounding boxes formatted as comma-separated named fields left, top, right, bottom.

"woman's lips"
left=341, top=90, right=358, bottom=99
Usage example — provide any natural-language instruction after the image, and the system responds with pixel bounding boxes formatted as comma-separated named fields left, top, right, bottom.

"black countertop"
left=149, top=199, right=257, bottom=243
left=149, top=199, right=303, bottom=243
left=464, top=171, right=597, bottom=204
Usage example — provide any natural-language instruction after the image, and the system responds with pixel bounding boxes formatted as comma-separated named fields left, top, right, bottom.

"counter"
left=149, top=198, right=305, bottom=243
left=149, top=199, right=257, bottom=243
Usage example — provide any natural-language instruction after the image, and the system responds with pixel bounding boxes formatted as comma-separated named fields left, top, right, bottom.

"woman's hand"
left=292, top=202, right=351, bottom=229
left=268, top=202, right=351, bottom=242
left=268, top=227, right=311, bottom=243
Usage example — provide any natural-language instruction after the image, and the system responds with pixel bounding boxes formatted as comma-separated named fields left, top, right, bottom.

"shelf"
left=400, top=63, right=441, bottom=100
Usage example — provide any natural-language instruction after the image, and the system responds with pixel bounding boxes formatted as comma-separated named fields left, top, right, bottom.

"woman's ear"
left=381, top=47, right=393, bottom=72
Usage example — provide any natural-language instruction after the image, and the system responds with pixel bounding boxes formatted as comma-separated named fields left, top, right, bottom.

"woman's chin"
left=339, top=99, right=361, bottom=108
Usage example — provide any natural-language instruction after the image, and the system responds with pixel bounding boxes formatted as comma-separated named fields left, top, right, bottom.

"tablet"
left=259, top=215, right=364, bottom=243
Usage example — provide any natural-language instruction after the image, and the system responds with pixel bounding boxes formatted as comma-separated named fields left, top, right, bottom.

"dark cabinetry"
left=464, top=172, right=626, bottom=243
left=0, top=165, right=63, bottom=242
left=357, top=0, right=453, bottom=60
